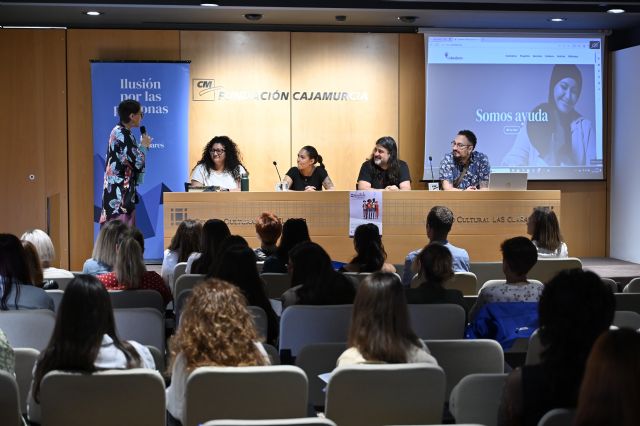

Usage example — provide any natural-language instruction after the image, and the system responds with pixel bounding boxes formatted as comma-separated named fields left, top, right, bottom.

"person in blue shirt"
left=439, top=129, right=491, bottom=191
left=402, top=205, right=470, bottom=287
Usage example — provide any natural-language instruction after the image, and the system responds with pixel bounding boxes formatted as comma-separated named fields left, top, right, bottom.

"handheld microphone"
left=272, top=161, right=283, bottom=182
left=429, top=156, right=435, bottom=181
left=140, top=126, right=147, bottom=136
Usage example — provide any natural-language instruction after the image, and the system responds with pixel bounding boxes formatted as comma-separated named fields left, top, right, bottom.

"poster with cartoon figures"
left=349, top=191, right=382, bottom=236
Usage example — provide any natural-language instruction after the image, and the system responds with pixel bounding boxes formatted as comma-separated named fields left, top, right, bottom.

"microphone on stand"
left=428, top=156, right=439, bottom=191
left=272, top=161, right=283, bottom=182
left=429, top=156, right=435, bottom=181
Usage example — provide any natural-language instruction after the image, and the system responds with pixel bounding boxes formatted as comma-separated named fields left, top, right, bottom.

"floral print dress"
left=100, top=125, right=146, bottom=224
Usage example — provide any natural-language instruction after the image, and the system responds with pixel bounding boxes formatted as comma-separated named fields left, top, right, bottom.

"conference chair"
left=528, top=257, right=583, bottom=284
left=425, top=339, right=504, bottom=400
left=109, top=289, right=164, bottom=311
left=261, top=273, right=292, bottom=299
left=623, top=277, right=640, bottom=293
left=449, top=373, right=508, bottom=426
left=295, top=342, right=347, bottom=408
left=45, top=289, right=65, bottom=312
left=469, top=262, right=504, bottom=291
left=184, top=365, right=308, bottom=426
left=601, top=277, right=619, bottom=293
left=446, top=271, right=478, bottom=295
left=613, top=310, right=640, bottom=329
left=279, top=305, right=352, bottom=361
left=174, top=273, right=207, bottom=301
left=480, top=279, right=544, bottom=293
left=40, top=368, right=166, bottom=426
left=525, top=329, right=543, bottom=365
left=325, top=364, right=446, bottom=426
left=172, top=261, right=188, bottom=294
left=248, top=305, right=268, bottom=342
left=54, top=276, right=74, bottom=290
left=0, top=309, right=55, bottom=351
left=113, top=307, right=165, bottom=353
left=408, top=304, right=466, bottom=339
left=263, top=343, right=280, bottom=365
left=537, top=408, right=575, bottom=426
left=342, top=271, right=371, bottom=287
left=614, top=293, right=640, bottom=315
left=0, top=370, right=22, bottom=426
left=203, top=419, right=337, bottom=426
left=14, top=347, right=39, bottom=415
left=146, top=345, right=165, bottom=372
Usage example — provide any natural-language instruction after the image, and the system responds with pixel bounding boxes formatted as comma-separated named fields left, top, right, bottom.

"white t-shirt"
left=533, top=240, right=569, bottom=258
left=161, top=249, right=178, bottom=287
left=185, top=252, right=201, bottom=274
left=190, top=164, right=245, bottom=190
left=43, top=267, right=74, bottom=280
left=336, top=340, right=438, bottom=367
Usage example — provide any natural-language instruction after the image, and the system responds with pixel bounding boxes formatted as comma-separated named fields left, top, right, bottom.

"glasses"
left=451, top=141, right=472, bottom=149
left=210, top=148, right=226, bottom=154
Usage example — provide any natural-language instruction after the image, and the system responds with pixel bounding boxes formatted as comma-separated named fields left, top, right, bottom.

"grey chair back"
left=14, top=347, right=39, bottom=414
left=445, top=272, right=478, bottom=295
left=408, top=304, right=466, bottom=339
left=449, top=373, right=508, bottom=426
left=174, top=274, right=207, bottom=301
left=172, top=262, right=188, bottom=294
left=0, top=309, right=55, bottom=351
left=45, top=289, right=65, bottom=312
left=113, top=307, right=165, bottom=353
left=613, top=310, right=640, bottom=329
left=537, top=408, right=575, bottom=426
left=295, top=342, right=347, bottom=408
left=203, top=419, right=337, bottom=426
left=0, top=370, right=22, bottom=426
left=109, top=289, right=164, bottom=311
left=623, top=277, right=640, bottom=293
left=528, top=257, right=582, bottom=283
left=261, top=273, right=292, bottom=299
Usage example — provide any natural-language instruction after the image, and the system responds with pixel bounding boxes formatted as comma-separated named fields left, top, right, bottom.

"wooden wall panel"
left=399, top=34, right=426, bottom=189
left=291, top=33, right=399, bottom=190
left=181, top=31, right=291, bottom=192
left=67, top=29, right=180, bottom=269
left=0, top=29, right=68, bottom=267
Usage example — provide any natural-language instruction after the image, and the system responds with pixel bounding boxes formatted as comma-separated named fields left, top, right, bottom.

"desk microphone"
left=272, top=161, right=283, bottom=182
left=429, top=156, right=435, bottom=181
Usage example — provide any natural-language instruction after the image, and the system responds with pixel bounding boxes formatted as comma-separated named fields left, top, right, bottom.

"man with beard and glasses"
left=357, top=136, right=411, bottom=191
left=439, top=129, right=491, bottom=191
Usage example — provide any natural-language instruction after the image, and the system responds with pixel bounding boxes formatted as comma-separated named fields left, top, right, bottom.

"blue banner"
left=91, top=62, right=190, bottom=260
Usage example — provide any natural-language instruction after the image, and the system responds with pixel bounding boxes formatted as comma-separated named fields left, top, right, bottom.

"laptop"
left=489, top=172, right=528, bottom=191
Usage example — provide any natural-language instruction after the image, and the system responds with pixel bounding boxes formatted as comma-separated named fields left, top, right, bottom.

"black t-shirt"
left=357, top=160, right=411, bottom=189
left=285, top=166, right=328, bottom=191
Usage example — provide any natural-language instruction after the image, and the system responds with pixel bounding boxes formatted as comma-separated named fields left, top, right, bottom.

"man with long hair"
left=357, top=136, right=411, bottom=191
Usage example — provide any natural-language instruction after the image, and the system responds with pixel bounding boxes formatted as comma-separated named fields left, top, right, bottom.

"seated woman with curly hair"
left=166, top=278, right=270, bottom=425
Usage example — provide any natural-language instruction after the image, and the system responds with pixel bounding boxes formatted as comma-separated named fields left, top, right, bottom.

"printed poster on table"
left=349, top=191, right=383, bottom=236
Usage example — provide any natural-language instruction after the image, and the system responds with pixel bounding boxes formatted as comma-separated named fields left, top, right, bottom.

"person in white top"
left=161, top=219, right=202, bottom=287
left=166, top=278, right=270, bottom=424
left=190, top=136, right=248, bottom=191
left=27, top=275, right=155, bottom=424
left=20, top=229, right=74, bottom=279
left=526, top=206, right=569, bottom=258
left=336, top=272, right=438, bottom=367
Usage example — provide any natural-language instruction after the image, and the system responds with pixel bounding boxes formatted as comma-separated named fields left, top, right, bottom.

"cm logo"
left=192, top=79, right=222, bottom=101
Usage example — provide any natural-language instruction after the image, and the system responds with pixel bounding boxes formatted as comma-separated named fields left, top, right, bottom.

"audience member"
left=166, top=279, right=269, bottom=424
left=28, top=274, right=155, bottom=423
left=187, top=219, right=231, bottom=274
left=0, top=233, right=54, bottom=311
left=402, top=206, right=470, bottom=286
left=21, top=229, right=73, bottom=279
left=574, top=328, right=640, bottom=426
left=21, top=240, right=58, bottom=289
left=281, top=242, right=355, bottom=310
left=262, top=218, right=310, bottom=273
left=337, top=272, right=437, bottom=366
left=0, top=328, right=14, bottom=373
left=498, top=269, right=615, bottom=426
left=341, top=223, right=396, bottom=273
left=161, top=219, right=202, bottom=286
left=211, top=244, right=279, bottom=344
left=97, top=229, right=172, bottom=306
left=82, top=219, right=128, bottom=275
left=254, top=212, right=282, bottom=261
left=527, top=206, right=568, bottom=257
left=405, top=243, right=464, bottom=309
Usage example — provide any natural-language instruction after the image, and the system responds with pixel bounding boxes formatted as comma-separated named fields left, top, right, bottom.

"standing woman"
left=190, top=136, right=247, bottom=191
left=100, top=99, right=151, bottom=226
left=527, top=206, right=568, bottom=257
left=283, top=146, right=335, bottom=191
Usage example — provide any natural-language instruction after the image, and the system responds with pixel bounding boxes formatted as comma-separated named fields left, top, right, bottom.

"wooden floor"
left=581, top=257, right=640, bottom=285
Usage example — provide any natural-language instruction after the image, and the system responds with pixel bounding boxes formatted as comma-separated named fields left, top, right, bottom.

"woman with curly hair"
left=166, top=278, right=270, bottom=424
left=190, top=136, right=247, bottom=191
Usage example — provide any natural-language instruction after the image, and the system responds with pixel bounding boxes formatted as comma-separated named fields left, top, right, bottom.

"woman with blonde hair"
left=82, top=219, right=129, bottom=275
left=527, top=206, right=568, bottom=257
left=97, top=228, right=172, bottom=306
left=166, top=278, right=269, bottom=424
left=21, top=228, right=74, bottom=279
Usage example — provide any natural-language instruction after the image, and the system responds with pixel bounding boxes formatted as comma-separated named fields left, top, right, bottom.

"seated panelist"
left=439, top=130, right=491, bottom=191
left=190, top=136, right=247, bottom=191
left=357, top=136, right=411, bottom=191
left=283, top=146, right=335, bottom=191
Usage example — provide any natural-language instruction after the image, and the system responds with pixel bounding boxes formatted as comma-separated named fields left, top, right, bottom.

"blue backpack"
left=465, top=302, right=539, bottom=350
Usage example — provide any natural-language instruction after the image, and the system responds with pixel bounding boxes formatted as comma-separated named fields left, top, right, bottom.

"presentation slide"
left=423, top=34, right=604, bottom=181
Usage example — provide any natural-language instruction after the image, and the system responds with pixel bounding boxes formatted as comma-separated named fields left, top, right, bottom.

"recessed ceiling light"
left=548, top=17, right=567, bottom=22
left=607, top=8, right=625, bottom=14
left=200, top=3, right=219, bottom=6
left=84, top=11, right=102, bottom=16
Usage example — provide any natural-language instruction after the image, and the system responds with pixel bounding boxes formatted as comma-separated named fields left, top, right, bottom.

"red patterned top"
left=97, top=271, right=172, bottom=306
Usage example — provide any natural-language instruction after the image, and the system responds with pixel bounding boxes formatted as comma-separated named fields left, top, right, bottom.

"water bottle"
left=241, top=172, right=249, bottom=192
